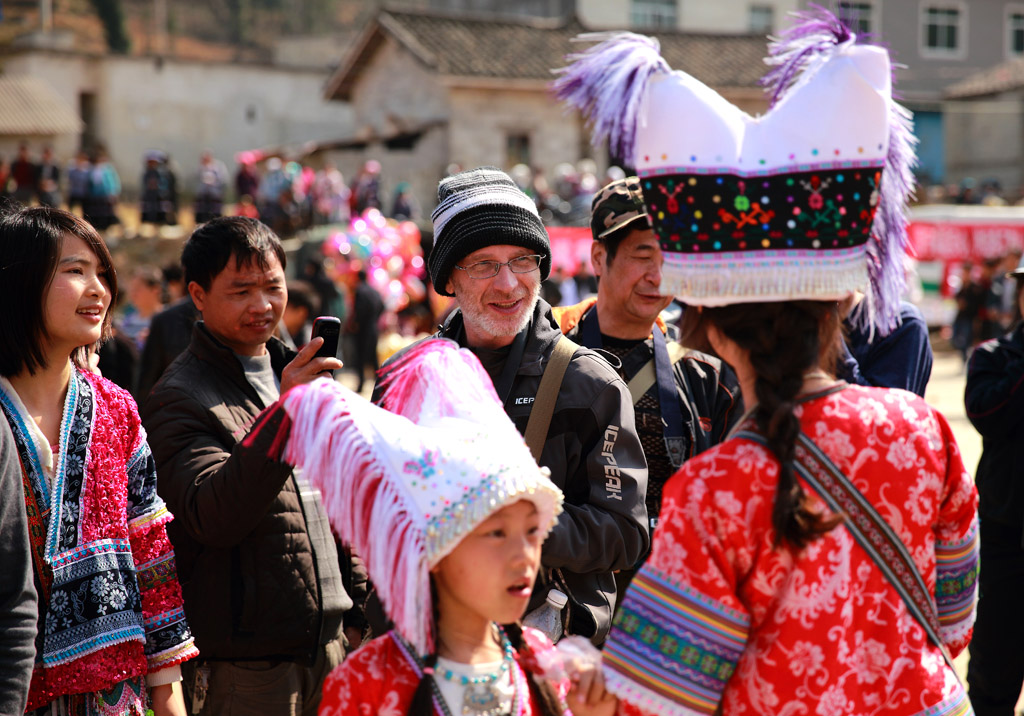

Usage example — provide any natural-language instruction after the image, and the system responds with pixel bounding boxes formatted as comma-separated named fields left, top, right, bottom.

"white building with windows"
left=578, top=0, right=800, bottom=33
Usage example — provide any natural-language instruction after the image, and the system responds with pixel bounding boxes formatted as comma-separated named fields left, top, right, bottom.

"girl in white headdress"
left=264, top=338, right=595, bottom=716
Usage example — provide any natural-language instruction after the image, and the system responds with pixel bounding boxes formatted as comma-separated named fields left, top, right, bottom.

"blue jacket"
left=839, top=300, right=932, bottom=397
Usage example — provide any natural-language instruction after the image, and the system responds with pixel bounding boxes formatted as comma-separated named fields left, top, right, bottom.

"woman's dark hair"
left=181, top=216, right=286, bottom=291
left=502, top=623, right=565, bottom=716
left=0, top=206, right=118, bottom=377
left=407, top=581, right=442, bottom=716
left=699, top=300, right=844, bottom=549
left=405, top=582, right=562, bottom=716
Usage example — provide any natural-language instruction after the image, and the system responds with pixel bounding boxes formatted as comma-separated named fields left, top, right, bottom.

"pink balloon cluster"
left=321, top=208, right=426, bottom=312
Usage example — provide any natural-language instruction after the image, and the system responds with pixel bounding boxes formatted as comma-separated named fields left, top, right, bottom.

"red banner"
left=908, top=222, right=1024, bottom=262
left=547, top=226, right=594, bottom=274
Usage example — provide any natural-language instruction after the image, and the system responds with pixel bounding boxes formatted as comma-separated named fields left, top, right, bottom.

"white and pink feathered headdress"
left=281, top=338, right=563, bottom=655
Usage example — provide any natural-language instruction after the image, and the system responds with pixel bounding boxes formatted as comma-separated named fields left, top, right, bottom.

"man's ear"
left=188, top=281, right=206, bottom=313
left=591, top=241, right=607, bottom=279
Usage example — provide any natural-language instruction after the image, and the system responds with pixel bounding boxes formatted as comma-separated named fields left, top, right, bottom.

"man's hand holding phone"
left=280, top=317, right=344, bottom=395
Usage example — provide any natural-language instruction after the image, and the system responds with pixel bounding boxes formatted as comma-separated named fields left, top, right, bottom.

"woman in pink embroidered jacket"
left=0, top=206, right=198, bottom=715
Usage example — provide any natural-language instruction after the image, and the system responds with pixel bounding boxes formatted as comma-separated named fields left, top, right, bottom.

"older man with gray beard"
left=373, top=167, right=648, bottom=644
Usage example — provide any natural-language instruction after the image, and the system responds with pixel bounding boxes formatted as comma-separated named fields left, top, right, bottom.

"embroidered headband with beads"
left=553, top=7, right=916, bottom=336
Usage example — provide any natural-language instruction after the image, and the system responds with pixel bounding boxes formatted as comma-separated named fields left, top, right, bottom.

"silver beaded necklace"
left=427, top=626, right=518, bottom=716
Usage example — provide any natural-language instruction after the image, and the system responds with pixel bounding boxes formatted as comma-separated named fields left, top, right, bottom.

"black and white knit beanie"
left=429, top=167, right=550, bottom=297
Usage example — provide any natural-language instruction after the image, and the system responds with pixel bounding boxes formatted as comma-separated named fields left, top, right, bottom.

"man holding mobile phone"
left=142, top=217, right=364, bottom=715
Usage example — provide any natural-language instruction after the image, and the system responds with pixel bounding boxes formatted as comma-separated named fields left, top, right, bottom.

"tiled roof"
left=0, top=75, right=83, bottom=135
left=326, top=8, right=770, bottom=100
left=946, top=57, right=1024, bottom=99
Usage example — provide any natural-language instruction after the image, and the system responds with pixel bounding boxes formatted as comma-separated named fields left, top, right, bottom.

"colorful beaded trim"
left=436, top=627, right=515, bottom=686
left=640, top=166, right=882, bottom=254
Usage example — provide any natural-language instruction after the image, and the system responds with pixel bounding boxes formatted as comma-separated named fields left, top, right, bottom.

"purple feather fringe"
left=855, top=101, right=918, bottom=338
left=761, top=5, right=852, bottom=108
left=763, top=4, right=916, bottom=337
left=551, top=32, right=669, bottom=164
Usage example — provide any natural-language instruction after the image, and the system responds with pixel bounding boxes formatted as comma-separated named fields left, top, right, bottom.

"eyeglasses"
left=453, top=255, right=543, bottom=279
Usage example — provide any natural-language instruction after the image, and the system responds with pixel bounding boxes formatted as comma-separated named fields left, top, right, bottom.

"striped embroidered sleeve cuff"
left=603, top=567, right=749, bottom=716
left=935, top=516, right=979, bottom=646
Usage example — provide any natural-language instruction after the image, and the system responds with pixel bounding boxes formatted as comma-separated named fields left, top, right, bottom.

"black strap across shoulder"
left=580, top=308, right=686, bottom=467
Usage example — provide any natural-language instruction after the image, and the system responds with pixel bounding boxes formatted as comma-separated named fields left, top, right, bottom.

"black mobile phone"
left=311, top=316, right=341, bottom=358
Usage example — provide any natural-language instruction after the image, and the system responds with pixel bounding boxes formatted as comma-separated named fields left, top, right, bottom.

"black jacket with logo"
left=555, top=300, right=741, bottom=525
left=374, top=299, right=649, bottom=643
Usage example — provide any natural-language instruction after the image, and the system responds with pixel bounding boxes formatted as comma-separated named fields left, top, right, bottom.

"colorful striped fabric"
left=935, top=518, right=980, bottom=642
left=604, top=567, right=749, bottom=716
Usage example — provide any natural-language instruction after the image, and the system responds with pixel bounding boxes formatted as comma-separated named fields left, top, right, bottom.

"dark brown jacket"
left=142, top=322, right=353, bottom=662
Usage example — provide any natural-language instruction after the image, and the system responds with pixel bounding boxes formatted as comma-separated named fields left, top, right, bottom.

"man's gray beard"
left=460, top=281, right=540, bottom=344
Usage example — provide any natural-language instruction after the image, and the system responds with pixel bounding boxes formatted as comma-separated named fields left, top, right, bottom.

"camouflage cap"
left=590, top=176, right=651, bottom=241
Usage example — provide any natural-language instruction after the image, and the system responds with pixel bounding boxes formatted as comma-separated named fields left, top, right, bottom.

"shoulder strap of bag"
left=626, top=339, right=687, bottom=405
left=524, top=336, right=579, bottom=461
left=735, top=428, right=960, bottom=679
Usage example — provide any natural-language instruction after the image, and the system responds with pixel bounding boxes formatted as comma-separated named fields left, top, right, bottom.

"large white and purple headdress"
left=554, top=7, right=917, bottom=335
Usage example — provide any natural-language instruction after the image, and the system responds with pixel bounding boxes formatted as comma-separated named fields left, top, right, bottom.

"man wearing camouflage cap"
left=554, top=177, right=741, bottom=587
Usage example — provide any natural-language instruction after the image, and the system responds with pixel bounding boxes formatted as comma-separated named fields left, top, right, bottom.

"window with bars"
left=506, top=133, right=531, bottom=168
left=748, top=4, right=774, bottom=33
left=631, top=0, right=677, bottom=29
left=1011, top=11, right=1024, bottom=56
left=838, top=2, right=873, bottom=35
left=923, top=5, right=961, bottom=52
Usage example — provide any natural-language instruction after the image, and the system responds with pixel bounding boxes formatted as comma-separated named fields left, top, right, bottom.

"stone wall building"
left=0, top=47, right=353, bottom=196
left=0, top=75, right=82, bottom=160
left=321, top=7, right=769, bottom=214
left=944, top=58, right=1024, bottom=197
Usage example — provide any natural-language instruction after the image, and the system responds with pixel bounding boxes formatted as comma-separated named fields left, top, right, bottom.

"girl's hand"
left=566, top=662, right=617, bottom=716
left=149, top=681, right=188, bottom=716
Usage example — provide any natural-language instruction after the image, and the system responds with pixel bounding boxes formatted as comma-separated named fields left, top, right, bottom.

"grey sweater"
left=0, top=418, right=38, bottom=715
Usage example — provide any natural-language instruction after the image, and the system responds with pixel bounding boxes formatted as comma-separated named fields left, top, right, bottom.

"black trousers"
left=353, top=330, right=379, bottom=392
left=967, top=520, right=1024, bottom=715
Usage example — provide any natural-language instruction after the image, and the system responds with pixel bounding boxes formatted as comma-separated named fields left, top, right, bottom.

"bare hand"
left=344, top=625, right=364, bottom=651
left=149, top=681, right=188, bottom=716
left=280, top=337, right=344, bottom=395
left=566, top=662, right=617, bottom=716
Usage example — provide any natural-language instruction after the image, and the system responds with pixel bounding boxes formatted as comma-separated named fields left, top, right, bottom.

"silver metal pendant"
left=461, top=681, right=505, bottom=716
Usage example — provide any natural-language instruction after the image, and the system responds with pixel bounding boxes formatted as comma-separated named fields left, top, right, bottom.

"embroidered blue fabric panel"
left=45, top=539, right=145, bottom=666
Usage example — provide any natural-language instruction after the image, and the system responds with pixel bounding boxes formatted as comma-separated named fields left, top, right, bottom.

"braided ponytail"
left=503, top=623, right=564, bottom=716
left=705, top=301, right=842, bottom=549
left=406, top=582, right=441, bottom=716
